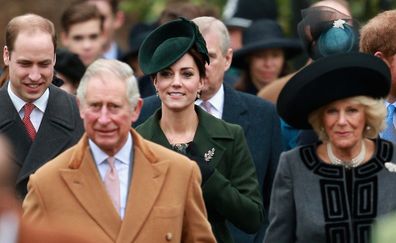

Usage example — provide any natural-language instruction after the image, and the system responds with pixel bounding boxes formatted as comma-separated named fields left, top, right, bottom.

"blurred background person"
left=136, top=18, right=263, bottom=243
left=222, top=0, right=278, bottom=51
left=360, top=10, right=396, bottom=143
left=85, top=0, right=125, bottom=60
left=60, top=1, right=105, bottom=66
left=232, top=19, right=302, bottom=95
left=258, top=0, right=353, bottom=104
left=54, top=48, right=86, bottom=95
left=265, top=52, right=396, bottom=243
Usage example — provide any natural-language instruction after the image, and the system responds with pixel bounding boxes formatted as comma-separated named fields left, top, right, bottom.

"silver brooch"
left=204, top=148, right=215, bottom=162
left=333, top=19, right=346, bottom=29
left=384, top=162, right=396, bottom=172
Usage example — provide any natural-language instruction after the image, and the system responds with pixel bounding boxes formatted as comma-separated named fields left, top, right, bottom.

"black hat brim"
left=277, top=52, right=391, bottom=129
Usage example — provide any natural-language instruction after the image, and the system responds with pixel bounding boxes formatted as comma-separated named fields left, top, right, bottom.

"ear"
left=374, top=51, right=391, bottom=67
left=131, top=98, right=143, bottom=124
left=224, top=48, right=233, bottom=71
left=60, top=32, right=69, bottom=47
left=77, top=98, right=85, bottom=119
left=3, top=46, right=10, bottom=66
left=113, top=11, right=125, bottom=30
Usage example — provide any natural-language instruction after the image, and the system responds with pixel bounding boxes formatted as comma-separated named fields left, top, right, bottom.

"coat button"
left=165, top=232, right=172, bottom=241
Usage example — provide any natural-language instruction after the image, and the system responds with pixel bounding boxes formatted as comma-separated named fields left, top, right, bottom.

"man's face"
left=3, top=30, right=55, bottom=102
left=79, top=75, right=141, bottom=156
left=201, top=30, right=232, bottom=100
left=62, top=19, right=104, bottom=66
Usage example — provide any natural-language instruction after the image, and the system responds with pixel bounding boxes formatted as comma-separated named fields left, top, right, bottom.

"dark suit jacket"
left=135, top=84, right=283, bottom=243
left=0, top=84, right=84, bottom=197
left=136, top=106, right=264, bottom=243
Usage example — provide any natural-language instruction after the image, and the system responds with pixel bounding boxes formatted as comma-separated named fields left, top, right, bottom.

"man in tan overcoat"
left=22, top=59, right=216, bottom=243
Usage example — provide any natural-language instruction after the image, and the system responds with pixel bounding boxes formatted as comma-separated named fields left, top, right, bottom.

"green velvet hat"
left=138, top=17, right=210, bottom=75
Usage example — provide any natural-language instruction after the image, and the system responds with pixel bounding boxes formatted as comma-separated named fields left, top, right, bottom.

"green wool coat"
left=136, top=105, right=264, bottom=243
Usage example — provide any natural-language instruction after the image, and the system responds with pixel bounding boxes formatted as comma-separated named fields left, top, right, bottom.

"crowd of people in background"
left=1, top=0, right=396, bottom=242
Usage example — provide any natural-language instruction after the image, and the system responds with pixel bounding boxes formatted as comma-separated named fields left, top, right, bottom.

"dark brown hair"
left=61, top=2, right=104, bottom=33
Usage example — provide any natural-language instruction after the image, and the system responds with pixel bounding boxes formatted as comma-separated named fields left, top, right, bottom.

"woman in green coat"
left=136, top=18, right=263, bottom=243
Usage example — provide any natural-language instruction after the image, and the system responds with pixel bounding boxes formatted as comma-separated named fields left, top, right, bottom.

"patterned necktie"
left=382, top=104, right=396, bottom=142
left=201, top=101, right=212, bottom=114
left=104, top=157, right=120, bottom=213
left=23, top=103, right=36, bottom=140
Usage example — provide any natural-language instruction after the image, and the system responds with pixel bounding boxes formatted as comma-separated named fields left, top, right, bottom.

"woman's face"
left=154, top=53, right=203, bottom=111
left=249, top=48, right=285, bottom=89
left=322, top=98, right=366, bottom=151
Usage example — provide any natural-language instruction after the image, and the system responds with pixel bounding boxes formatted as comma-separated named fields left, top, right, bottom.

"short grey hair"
left=308, top=96, right=386, bottom=141
left=192, top=16, right=230, bottom=56
left=76, top=59, right=140, bottom=109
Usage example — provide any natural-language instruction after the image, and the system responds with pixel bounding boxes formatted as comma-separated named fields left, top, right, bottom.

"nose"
left=171, top=73, right=182, bottom=86
left=28, top=66, right=41, bottom=81
left=337, top=111, right=347, bottom=125
left=82, top=39, right=92, bottom=50
left=97, top=106, right=111, bottom=124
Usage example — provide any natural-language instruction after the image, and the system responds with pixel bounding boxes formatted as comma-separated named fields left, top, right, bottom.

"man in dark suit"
left=0, top=14, right=84, bottom=198
left=134, top=16, right=283, bottom=243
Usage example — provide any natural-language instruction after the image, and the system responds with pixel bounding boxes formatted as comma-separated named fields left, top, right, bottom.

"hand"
left=186, top=142, right=214, bottom=184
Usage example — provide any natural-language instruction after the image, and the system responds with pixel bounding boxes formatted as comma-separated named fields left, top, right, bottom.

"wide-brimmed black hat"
left=232, top=19, right=303, bottom=69
left=277, top=52, right=391, bottom=129
left=138, top=17, right=209, bottom=75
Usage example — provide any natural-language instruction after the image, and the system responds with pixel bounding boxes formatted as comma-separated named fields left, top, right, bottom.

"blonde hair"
left=308, top=96, right=386, bottom=141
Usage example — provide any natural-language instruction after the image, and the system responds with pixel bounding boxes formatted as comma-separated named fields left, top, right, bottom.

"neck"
left=327, top=139, right=366, bottom=168
left=160, top=105, right=198, bottom=144
left=387, top=95, right=396, bottom=104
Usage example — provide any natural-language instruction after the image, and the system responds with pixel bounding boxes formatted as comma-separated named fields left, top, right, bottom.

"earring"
left=155, top=90, right=159, bottom=97
left=366, top=125, right=371, bottom=130
left=196, top=91, right=201, bottom=99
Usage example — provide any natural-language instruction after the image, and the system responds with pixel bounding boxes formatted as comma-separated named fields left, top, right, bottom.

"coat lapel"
left=60, top=142, right=122, bottom=241
left=0, top=88, right=32, bottom=168
left=222, top=85, right=250, bottom=134
left=118, top=131, right=169, bottom=243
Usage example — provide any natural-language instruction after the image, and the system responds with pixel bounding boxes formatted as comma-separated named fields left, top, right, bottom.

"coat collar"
left=137, top=106, right=232, bottom=168
left=61, top=130, right=169, bottom=243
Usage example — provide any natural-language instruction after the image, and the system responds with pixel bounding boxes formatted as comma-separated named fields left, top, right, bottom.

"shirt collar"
left=7, top=81, right=49, bottom=113
left=89, top=133, right=132, bottom=166
left=195, top=84, right=224, bottom=112
left=103, top=42, right=118, bottom=60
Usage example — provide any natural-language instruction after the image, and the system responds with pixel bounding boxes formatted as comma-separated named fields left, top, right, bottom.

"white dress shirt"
left=89, top=133, right=133, bottom=219
left=103, top=41, right=119, bottom=60
left=8, top=82, right=48, bottom=131
left=196, top=84, right=225, bottom=119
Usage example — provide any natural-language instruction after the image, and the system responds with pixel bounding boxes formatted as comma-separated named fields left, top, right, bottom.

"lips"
left=168, top=92, right=185, bottom=96
left=24, top=83, right=43, bottom=93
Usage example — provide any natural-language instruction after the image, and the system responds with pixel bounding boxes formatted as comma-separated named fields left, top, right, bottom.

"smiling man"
left=0, top=14, right=84, bottom=198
